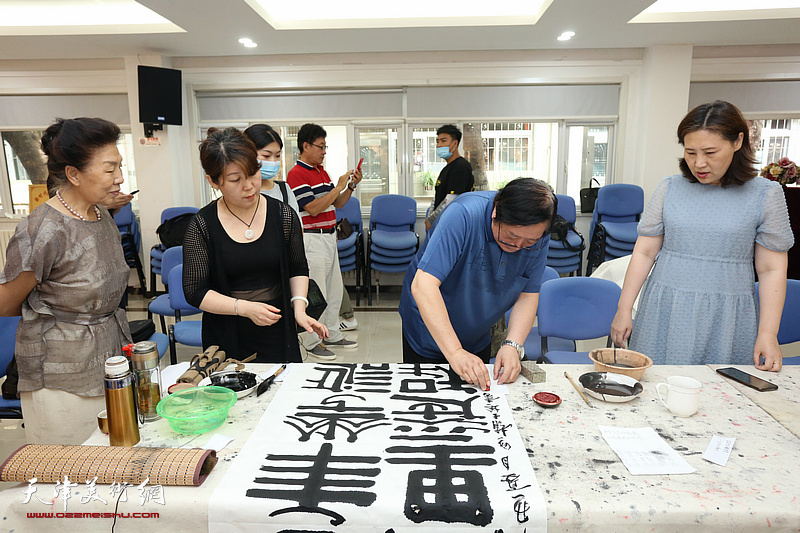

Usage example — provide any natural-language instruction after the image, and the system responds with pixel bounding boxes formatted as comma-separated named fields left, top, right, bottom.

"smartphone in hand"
left=356, top=157, right=363, bottom=171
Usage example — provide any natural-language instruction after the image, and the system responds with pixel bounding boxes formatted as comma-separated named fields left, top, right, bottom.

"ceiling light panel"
left=0, top=0, right=184, bottom=35
left=244, top=0, right=554, bottom=30
left=630, top=0, right=800, bottom=23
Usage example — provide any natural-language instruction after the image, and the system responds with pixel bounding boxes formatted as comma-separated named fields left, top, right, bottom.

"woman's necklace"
left=56, top=190, right=100, bottom=221
left=222, top=195, right=259, bottom=240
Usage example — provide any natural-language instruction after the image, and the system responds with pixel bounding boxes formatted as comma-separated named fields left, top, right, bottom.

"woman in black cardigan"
left=183, top=127, right=328, bottom=362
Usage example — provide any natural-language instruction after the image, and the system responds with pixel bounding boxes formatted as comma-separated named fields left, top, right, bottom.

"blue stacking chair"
left=0, top=316, right=23, bottom=419
left=366, top=194, right=418, bottom=305
left=336, top=197, right=365, bottom=305
left=586, top=184, right=644, bottom=275
left=536, top=277, right=622, bottom=364
left=148, top=246, right=199, bottom=333
left=757, top=279, right=800, bottom=365
left=113, top=203, right=147, bottom=295
left=167, top=264, right=203, bottom=365
left=150, top=206, right=198, bottom=296
left=146, top=331, right=170, bottom=361
left=547, top=194, right=585, bottom=276
left=496, top=267, right=574, bottom=363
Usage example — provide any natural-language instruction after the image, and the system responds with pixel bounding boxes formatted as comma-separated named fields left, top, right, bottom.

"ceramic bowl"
left=199, top=371, right=258, bottom=399
left=589, top=348, right=653, bottom=380
left=156, top=385, right=237, bottom=434
left=578, top=371, right=643, bottom=403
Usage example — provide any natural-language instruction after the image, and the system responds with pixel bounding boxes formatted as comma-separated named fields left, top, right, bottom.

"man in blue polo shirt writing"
left=399, top=178, right=555, bottom=389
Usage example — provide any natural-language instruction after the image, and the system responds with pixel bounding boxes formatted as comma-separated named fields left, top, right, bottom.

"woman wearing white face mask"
left=244, top=124, right=301, bottom=218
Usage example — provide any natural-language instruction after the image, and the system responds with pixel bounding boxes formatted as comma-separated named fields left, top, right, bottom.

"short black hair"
left=493, top=178, right=556, bottom=227
left=244, top=123, right=283, bottom=150
left=677, top=100, right=756, bottom=187
left=436, top=124, right=462, bottom=144
left=297, top=123, right=326, bottom=154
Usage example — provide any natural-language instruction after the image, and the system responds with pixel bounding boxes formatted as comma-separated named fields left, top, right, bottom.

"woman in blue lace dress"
left=611, top=101, right=793, bottom=371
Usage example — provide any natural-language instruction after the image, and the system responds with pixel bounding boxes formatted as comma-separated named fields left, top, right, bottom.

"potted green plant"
left=421, top=171, right=436, bottom=191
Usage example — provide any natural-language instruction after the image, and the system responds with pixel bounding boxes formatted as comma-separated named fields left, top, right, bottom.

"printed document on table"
left=599, top=426, right=696, bottom=475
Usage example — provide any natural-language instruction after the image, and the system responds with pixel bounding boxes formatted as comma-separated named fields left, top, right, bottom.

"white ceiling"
left=0, top=0, right=798, bottom=61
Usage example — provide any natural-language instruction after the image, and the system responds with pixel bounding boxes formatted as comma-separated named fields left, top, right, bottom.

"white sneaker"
left=338, top=317, right=358, bottom=331
left=309, top=344, right=337, bottom=360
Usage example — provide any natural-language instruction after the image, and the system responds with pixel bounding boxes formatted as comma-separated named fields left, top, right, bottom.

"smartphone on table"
left=716, top=367, right=778, bottom=392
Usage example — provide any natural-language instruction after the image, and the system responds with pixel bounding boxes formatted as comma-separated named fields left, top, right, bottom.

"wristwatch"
left=501, top=339, right=525, bottom=360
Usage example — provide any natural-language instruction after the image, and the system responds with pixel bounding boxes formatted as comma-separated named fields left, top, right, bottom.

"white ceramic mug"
left=656, top=376, right=702, bottom=417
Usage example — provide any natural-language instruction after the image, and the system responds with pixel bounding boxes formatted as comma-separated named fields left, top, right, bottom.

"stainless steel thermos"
left=130, top=340, right=162, bottom=421
left=104, top=355, right=140, bottom=446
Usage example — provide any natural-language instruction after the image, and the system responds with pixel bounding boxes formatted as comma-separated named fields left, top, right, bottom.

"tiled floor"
left=132, top=286, right=405, bottom=365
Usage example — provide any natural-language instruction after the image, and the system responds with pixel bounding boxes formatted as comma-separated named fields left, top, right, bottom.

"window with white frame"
left=565, top=124, right=611, bottom=210
left=473, top=122, right=559, bottom=191
left=200, top=119, right=615, bottom=214
left=0, top=131, right=138, bottom=215
left=751, top=118, right=800, bottom=168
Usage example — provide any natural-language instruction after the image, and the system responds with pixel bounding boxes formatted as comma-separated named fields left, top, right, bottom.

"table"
left=707, top=364, right=800, bottom=438
left=510, top=364, right=800, bottom=531
left=1, top=363, right=799, bottom=532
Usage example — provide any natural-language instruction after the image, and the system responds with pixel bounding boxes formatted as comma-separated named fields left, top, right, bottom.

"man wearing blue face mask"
left=425, top=124, right=474, bottom=230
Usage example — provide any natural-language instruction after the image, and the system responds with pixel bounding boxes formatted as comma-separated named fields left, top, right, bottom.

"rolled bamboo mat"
left=0, top=444, right=217, bottom=486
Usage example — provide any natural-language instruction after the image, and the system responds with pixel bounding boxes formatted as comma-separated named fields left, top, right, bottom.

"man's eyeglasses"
left=496, top=222, right=546, bottom=251
left=311, top=143, right=328, bottom=151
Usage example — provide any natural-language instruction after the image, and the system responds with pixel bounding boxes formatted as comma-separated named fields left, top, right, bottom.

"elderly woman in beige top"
left=0, top=117, right=132, bottom=444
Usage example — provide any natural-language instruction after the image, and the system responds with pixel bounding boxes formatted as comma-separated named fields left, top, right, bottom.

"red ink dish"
left=533, top=392, right=562, bottom=408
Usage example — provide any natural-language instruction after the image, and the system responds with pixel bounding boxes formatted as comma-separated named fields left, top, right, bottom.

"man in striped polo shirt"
left=288, top=123, right=362, bottom=360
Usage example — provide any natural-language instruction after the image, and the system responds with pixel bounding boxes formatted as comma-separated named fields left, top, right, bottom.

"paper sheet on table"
left=161, top=362, right=191, bottom=395
left=486, top=364, right=509, bottom=394
left=257, top=363, right=293, bottom=382
left=702, top=436, right=735, bottom=467
left=203, top=434, right=235, bottom=453
left=599, top=426, right=696, bottom=475
left=489, top=377, right=509, bottom=394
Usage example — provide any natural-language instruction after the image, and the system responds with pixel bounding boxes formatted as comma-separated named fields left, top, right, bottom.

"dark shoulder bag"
left=296, top=279, right=327, bottom=332
left=336, top=218, right=354, bottom=240
left=275, top=181, right=289, bottom=204
left=580, top=178, right=601, bottom=213
left=2, top=358, right=19, bottom=400
left=156, top=212, right=196, bottom=248
left=550, top=214, right=570, bottom=242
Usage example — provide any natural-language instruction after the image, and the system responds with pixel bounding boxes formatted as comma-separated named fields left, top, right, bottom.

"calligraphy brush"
left=257, top=364, right=286, bottom=397
left=564, top=371, right=594, bottom=408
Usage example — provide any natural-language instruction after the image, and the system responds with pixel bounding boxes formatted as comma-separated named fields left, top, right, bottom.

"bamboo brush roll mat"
left=0, top=444, right=217, bottom=486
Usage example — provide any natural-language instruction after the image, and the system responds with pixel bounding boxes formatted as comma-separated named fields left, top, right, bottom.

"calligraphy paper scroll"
left=210, top=363, right=546, bottom=532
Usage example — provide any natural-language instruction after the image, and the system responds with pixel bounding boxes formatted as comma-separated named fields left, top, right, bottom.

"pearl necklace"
left=56, top=190, right=100, bottom=221
left=222, top=195, right=259, bottom=240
